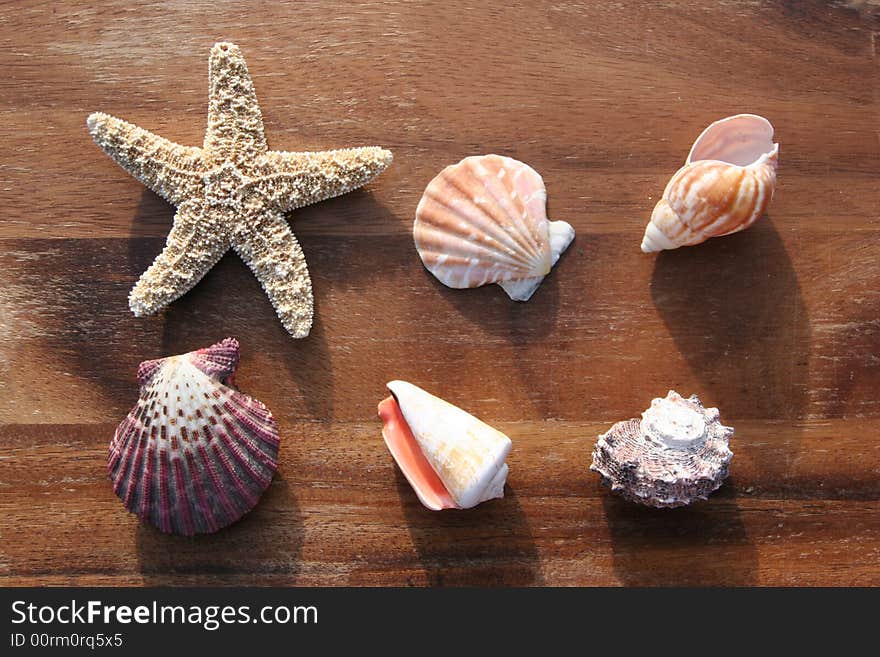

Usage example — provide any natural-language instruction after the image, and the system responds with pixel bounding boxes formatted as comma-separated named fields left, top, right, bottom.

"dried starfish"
left=87, top=42, right=393, bottom=338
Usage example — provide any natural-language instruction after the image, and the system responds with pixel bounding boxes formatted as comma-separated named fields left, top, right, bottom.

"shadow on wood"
left=432, top=251, right=565, bottom=419
left=124, top=188, right=344, bottom=422
left=394, top=468, right=542, bottom=586
left=437, top=250, right=563, bottom=340
left=602, top=478, right=757, bottom=586
left=649, top=218, right=810, bottom=486
left=135, top=470, right=303, bottom=585
left=136, top=189, right=403, bottom=423
left=155, top=252, right=336, bottom=422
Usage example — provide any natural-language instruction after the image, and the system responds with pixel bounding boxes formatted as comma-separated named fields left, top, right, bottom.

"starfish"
left=87, top=42, right=393, bottom=338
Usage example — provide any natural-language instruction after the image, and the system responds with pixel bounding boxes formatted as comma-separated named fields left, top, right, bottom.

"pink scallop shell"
left=108, top=338, right=279, bottom=535
left=414, top=155, right=553, bottom=286
left=413, top=155, right=575, bottom=300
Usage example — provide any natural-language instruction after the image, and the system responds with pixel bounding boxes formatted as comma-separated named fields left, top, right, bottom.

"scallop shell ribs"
left=590, top=391, right=733, bottom=508
left=108, top=338, right=280, bottom=535
left=414, top=154, right=574, bottom=301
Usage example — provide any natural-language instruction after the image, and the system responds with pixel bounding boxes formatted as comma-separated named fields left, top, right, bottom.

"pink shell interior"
left=687, top=114, right=775, bottom=167
left=378, top=395, right=457, bottom=510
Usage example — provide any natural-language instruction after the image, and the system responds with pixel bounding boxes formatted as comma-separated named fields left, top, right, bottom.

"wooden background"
left=1, top=1, right=878, bottom=586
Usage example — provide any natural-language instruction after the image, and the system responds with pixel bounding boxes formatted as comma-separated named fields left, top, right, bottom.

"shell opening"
left=381, top=380, right=510, bottom=510
left=640, top=392, right=708, bottom=449
left=687, top=114, right=776, bottom=168
left=378, top=394, right=457, bottom=511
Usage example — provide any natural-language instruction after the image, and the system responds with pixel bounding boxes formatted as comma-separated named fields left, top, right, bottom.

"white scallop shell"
left=414, top=154, right=574, bottom=301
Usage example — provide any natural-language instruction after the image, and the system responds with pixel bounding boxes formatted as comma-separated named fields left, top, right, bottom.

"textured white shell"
left=590, top=391, right=733, bottom=508
left=414, top=154, right=574, bottom=300
left=388, top=380, right=511, bottom=509
left=641, top=114, right=779, bottom=253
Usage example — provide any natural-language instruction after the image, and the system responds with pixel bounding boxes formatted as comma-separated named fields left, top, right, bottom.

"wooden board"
left=1, top=1, right=878, bottom=586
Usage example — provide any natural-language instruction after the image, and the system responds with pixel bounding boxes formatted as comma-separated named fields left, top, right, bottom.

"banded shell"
left=414, top=154, right=575, bottom=301
left=641, top=114, right=779, bottom=252
left=108, top=338, right=279, bottom=535
left=590, top=391, right=733, bottom=508
left=378, top=380, right=511, bottom=510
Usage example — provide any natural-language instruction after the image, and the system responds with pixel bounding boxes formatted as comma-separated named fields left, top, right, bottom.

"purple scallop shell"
left=108, top=338, right=279, bottom=535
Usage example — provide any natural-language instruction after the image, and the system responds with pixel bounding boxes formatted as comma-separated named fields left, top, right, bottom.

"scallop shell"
left=378, top=380, right=511, bottom=510
left=641, top=114, right=778, bottom=252
left=108, top=338, right=279, bottom=535
left=590, top=391, right=733, bottom=508
left=414, top=154, right=574, bottom=301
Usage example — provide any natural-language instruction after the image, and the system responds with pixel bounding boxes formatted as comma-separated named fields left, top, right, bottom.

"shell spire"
left=641, top=114, right=778, bottom=252
left=413, top=154, right=574, bottom=301
left=108, top=338, right=280, bottom=535
left=590, top=391, right=733, bottom=508
left=378, top=380, right=511, bottom=510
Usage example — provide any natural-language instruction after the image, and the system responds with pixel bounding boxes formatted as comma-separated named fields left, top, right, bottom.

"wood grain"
left=1, top=0, right=878, bottom=586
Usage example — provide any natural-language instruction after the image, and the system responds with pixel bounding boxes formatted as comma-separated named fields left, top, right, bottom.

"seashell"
left=378, top=380, right=511, bottom=510
left=641, top=114, right=778, bottom=252
left=413, top=154, right=575, bottom=301
left=108, top=338, right=280, bottom=535
left=590, top=391, right=733, bottom=508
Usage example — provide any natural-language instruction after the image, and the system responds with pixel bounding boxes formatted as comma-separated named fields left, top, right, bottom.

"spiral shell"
left=590, top=391, right=733, bottom=508
left=414, top=154, right=574, bottom=301
left=641, top=114, right=779, bottom=252
left=108, top=338, right=280, bottom=535
left=378, top=380, right=511, bottom=510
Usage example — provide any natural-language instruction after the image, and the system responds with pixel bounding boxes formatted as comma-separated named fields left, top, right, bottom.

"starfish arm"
left=203, top=42, right=268, bottom=164
left=232, top=211, right=313, bottom=338
left=129, top=201, right=229, bottom=316
left=249, top=147, right=393, bottom=213
left=87, top=112, right=204, bottom=205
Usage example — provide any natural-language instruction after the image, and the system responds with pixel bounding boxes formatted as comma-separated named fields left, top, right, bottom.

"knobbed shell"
left=641, top=114, right=779, bottom=252
left=378, top=380, right=511, bottom=510
left=590, top=391, right=733, bottom=508
left=414, top=154, right=575, bottom=301
left=108, top=338, right=280, bottom=535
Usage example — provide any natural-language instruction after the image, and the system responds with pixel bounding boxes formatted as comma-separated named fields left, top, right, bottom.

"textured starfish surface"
left=88, top=42, right=393, bottom=338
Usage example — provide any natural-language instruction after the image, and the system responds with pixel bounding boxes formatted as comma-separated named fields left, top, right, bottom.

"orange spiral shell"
left=642, top=114, right=778, bottom=253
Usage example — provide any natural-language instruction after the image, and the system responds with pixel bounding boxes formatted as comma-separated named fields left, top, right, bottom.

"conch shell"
left=641, top=114, right=778, bottom=252
left=590, top=391, right=733, bottom=508
left=108, top=338, right=280, bottom=535
left=413, top=154, right=574, bottom=301
left=378, top=380, right=511, bottom=510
